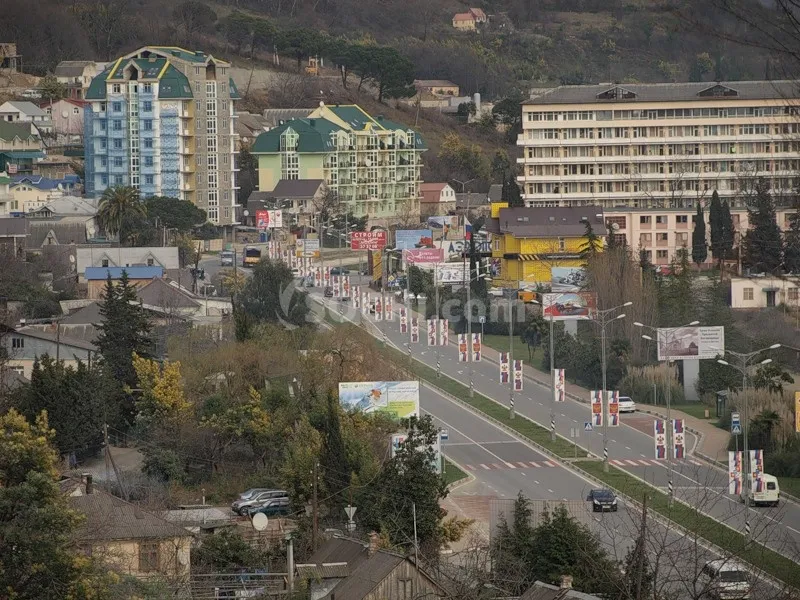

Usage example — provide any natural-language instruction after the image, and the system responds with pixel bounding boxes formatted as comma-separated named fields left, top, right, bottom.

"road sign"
left=584, top=422, right=593, bottom=432
left=344, top=505, right=357, bottom=520
left=731, top=412, right=741, bottom=435
left=479, top=316, right=486, bottom=324
left=440, top=429, right=449, bottom=441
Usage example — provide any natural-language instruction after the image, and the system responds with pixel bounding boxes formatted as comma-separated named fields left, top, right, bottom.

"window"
left=397, top=579, right=413, bottom=600
left=145, top=174, right=154, bottom=185
left=112, top=84, right=121, bottom=94
left=73, top=107, right=80, bottom=115
left=142, top=101, right=152, bottom=112
left=146, top=258, right=154, bottom=266
left=113, top=157, right=123, bottom=167
left=100, top=139, right=107, bottom=149
left=558, top=237, right=566, bottom=251
left=100, top=157, right=107, bottom=167
left=789, top=288, right=798, bottom=301
left=143, top=83, right=152, bottom=93
left=743, top=287, right=754, bottom=301
left=99, top=120, right=106, bottom=131
left=143, top=120, right=152, bottom=131
left=114, top=175, right=123, bottom=185
left=656, top=250, right=668, bottom=259
left=144, top=138, right=153, bottom=149
left=655, top=215, right=667, bottom=224
left=113, top=139, right=122, bottom=149
left=138, top=542, right=159, bottom=573
left=113, top=120, right=122, bottom=131
left=640, top=215, right=651, bottom=225
left=676, top=215, right=688, bottom=224
left=144, top=156, right=153, bottom=167
left=11, top=337, right=24, bottom=349
left=101, top=259, right=109, bottom=267
left=101, top=174, right=108, bottom=185
left=112, top=101, right=122, bottom=112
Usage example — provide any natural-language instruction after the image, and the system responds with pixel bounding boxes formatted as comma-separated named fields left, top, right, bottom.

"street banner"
left=471, top=333, right=482, bottom=362
left=458, top=334, right=468, bottom=362
left=351, top=230, right=387, bottom=251
left=608, top=391, right=620, bottom=427
left=338, top=381, right=419, bottom=419
left=374, top=296, right=383, bottom=321
left=438, top=319, right=448, bottom=346
left=405, top=248, right=444, bottom=264
left=400, top=307, right=408, bottom=334
left=333, top=275, right=340, bottom=298
left=795, top=392, right=800, bottom=433
left=500, top=352, right=510, bottom=383
left=343, top=276, right=351, bottom=299
left=513, top=360, right=523, bottom=391
left=673, top=419, right=685, bottom=459
left=410, top=317, right=420, bottom=343
left=554, top=369, right=566, bottom=402
left=323, top=266, right=331, bottom=287
left=728, top=451, right=743, bottom=495
left=542, top=292, right=597, bottom=320
left=354, top=286, right=361, bottom=309
left=750, top=449, right=765, bottom=491
left=654, top=420, right=667, bottom=460
left=591, top=391, right=603, bottom=427
left=656, top=326, right=725, bottom=361
left=427, top=319, right=437, bottom=346
left=386, top=297, right=393, bottom=320
left=314, top=267, right=322, bottom=287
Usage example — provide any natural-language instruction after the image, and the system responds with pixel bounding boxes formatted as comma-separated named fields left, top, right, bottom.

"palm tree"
left=97, top=186, right=146, bottom=240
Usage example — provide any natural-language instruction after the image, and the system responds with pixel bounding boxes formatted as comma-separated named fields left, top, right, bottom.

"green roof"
left=0, top=121, right=38, bottom=142
left=85, top=64, right=113, bottom=100
left=252, top=119, right=343, bottom=154
left=158, top=65, right=192, bottom=99
left=327, top=106, right=376, bottom=131
left=229, top=78, right=241, bottom=100
left=374, top=117, right=427, bottom=149
left=147, top=46, right=212, bottom=63
left=108, top=58, right=166, bottom=80
left=0, top=176, right=10, bottom=185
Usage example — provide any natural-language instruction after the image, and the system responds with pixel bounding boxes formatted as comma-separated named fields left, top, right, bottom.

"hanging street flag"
left=458, top=334, right=468, bottom=362
left=590, top=391, right=603, bottom=427
left=314, top=267, right=322, bottom=287
left=333, top=275, right=340, bottom=298
left=654, top=420, right=667, bottom=460
left=513, top=360, right=523, bottom=391
left=386, top=297, right=393, bottom=320
left=750, top=449, right=764, bottom=491
left=362, top=290, right=369, bottom=314
left=608, top=391, right=620, bottom=427
left=795, top=391, right=800, bottom=433
left=343, top=276, right=351, bottom=299
left=438, top=319, right=448, bottom=347
left=500, top=352, right=510, bottom=383
left=673, top=419, right=685, bottom=459
left=427, top=319, right=437, bottom=346
left=400, top=307, right=408, bottom=334
left=354, top=286, right=361, bottom=309
left=554, top=369, right=565, bottom=402
left=410, top=317, right=420, bottom=343
left=728, top=451, right=743, bottom=495
left=471, top=333, right=482, bottom=362
left=374, top=296, right=383, bottom=321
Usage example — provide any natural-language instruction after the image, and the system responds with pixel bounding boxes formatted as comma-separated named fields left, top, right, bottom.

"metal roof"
left=84, top=266, right=164, bottom=280
left=54, top=61, right=97, bottom=78
left=0, top=101, right=48, bottom=117
left=494, top=206, right=606, bottom=238
left=272, top=179, right=324, bottom=198
left=0, top=121, right=38, bottom=141
left=0, top=217, right=27, bottom=237
left=13, top=326, right=97, bottom=351
left=320, top=552, right=404, bottom=600
left=296, top=562, right=350, bottom=580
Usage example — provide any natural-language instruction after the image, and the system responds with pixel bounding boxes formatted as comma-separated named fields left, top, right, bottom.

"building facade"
left=252, top=103, right=425, bottom=224
left=0, top=121, right=44, bottom=175
left=519, top=81, right=800, bottom=211
left=730, top=276, right=800, bottom=309
left=1, top=325, right=96, bottom=379
left=54, top=61, right=106, bottom=100
left=84, top=46, right=240, bottom=225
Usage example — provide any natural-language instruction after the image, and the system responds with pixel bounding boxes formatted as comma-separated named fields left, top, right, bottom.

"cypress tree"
left=720, top=199, right=735, bottom=261
left=709, top=190, right=724, bottom=263
left=742, top=179, right=783, bottom=273
left=691, top=203, right=708, bottom=266
left=506, top=173, right=523, bottom=207
left=784, top=202, right=800, bottom=273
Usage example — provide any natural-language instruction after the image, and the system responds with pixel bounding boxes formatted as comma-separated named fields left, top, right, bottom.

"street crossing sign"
left=731, top=412, right=741, bottom=435
left=440, top=429, right=449, bottom=441
left=584, top=422, right=593, bottom=432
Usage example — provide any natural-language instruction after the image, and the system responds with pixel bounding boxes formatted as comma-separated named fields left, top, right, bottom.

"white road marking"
left=480, top=464, right=490, bottom=470
left=625, top=446, right=632, bottom=450
left=505, top=462, right=516, bottom=469
left=547, top=489, right=554, bottom=494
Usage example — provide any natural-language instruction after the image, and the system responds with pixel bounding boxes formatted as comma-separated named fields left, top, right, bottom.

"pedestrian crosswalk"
left=610, top=458, right=704, bottom=468
left=463, top=460, right=558, bottom=471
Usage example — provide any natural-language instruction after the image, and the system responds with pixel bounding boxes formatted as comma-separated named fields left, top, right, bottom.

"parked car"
left=324, top=286, right=334, bottom=297
left=330, top=267, right=350, bottom=275
left=231, top=490, right=288, bottom=515
left=220, top=251, right=234, bottom=267
left=618, top=396, right=636, bottom=413
left=587, top=489, right=618, bottom=512
left=246, top=497, right=291, bottom=517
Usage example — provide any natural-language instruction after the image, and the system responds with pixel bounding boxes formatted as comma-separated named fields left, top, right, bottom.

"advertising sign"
left=795, top=392, right=800, bottom=433
left=256, top=210, right=283, bottom=229
left=339, top=381, right=420, bottom=419
left=471, top=333, right=482, bottom=362
left=551, top=267, right=586, bottom=293
left=458, top=334, right=468, bottom=362
left=333, top=275, right=340, bottom=298
left=351, top=230, right=387, bottom=251
left=673, top=419, right=685, bottom=459
left=410, top=317, right=420, bottom=343
left=654, top=420, right=667, bottom=460
left=427, top=319, right=437, bottom=346
left=395, top=229, right=434, bottom=250
left=256, top=210, right=269, bottom=230
left=391, top=432, right=442, bottom=474
left=405, top=248, right=444, bottom=264
left=438, top=319, right=448, bottom=346
left=362, top=290, right=369, bottom=314
left=386, top=297, right=393, bottom=320
left=342, top=276, right=351, bottom=299
left=750, top=449, right=765, bottom=491
left=608, top=391, right=620, bottom=427
left=400, top=307, right=408, bottom=334
left=500, top=352, right=510, bottom=383
left=436, top=263, right=468, bottom=285
left=728, top=451, right=743, bottom=495
left=374, top=296, right=383, bottom=321
left=554, top=369, right=565, bottom=402
left=591, top=391, right=603, bottom=427
left=354, top=286, right=361, bottom=309
left=435, top=239, right=492, bottom=256
left=656, top=326, right=725, bottom=361
left=427, top=215, right=455, bottom=229
left=513, top=360, right=523, bottom=391
left=542, top=292, right=597, bottom=320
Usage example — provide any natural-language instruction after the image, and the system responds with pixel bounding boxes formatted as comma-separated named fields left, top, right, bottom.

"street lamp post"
left=635, top=320, right=699, bottom=506
left=508, top=291, right=515, bottom=420
left=590, top=301, right=633, bottom=472
left=717, top=343, right=780, bottom=536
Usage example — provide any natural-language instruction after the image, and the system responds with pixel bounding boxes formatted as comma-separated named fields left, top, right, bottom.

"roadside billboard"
left=256, top=210, right=283, bottom=230
left=550, top=267, right=586, bottom=292
left=296, top=239, right=320, bottom=259
left=436, top=263, right=468, bottom=285
left=405, top=248, right=444, bottom=264
left=434, top=239, right=492, bottom=257
left=351, top=230, right=387, bottom=251
left=656, top=326, right=725, bottom=361
left=338, top=381, right=419, bottom=419
left=542, top=292, right=597, bottom=320
left=391, top=433, right=442, bottom=474
left=395, top=229, right=434, bottom=250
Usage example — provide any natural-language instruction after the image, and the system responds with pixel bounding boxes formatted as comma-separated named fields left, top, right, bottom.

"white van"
left=701, top=560, right=751, bottom=599
left=740, top=474, right=780, bottom=507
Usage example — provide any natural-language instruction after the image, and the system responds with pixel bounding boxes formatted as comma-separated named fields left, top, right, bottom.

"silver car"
left=231, top=489, right=288, bottom=515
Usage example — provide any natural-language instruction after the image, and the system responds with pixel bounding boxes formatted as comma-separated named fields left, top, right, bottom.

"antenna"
left=251, top=513, right=268, bottom=531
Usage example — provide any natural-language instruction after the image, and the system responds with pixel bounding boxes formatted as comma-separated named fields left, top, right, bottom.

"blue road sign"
left=731, top=412, right=741, bottom=435
left=584, top=422, right=593, bottom=432
left=440, top=429, right=449, bottom=441
left=732, top=424, right=742, bottom=435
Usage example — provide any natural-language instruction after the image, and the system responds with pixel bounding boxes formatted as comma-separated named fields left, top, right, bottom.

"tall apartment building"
left=252, top=103, right=426, bottom=224
left=84, top=46, right=240, bottom=225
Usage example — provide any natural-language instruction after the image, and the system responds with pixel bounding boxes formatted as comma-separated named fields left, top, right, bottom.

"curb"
left=444, top=457, right=474, bottom=492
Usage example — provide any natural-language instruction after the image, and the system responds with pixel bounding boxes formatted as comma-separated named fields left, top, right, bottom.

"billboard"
left=436, top=263, right=468, bottom=285
left=656, top=326, right=725, bottom=361
left=434, top=239, right=492, bottom=256
left=256, top=210, right=283, bottom=229
left=551, top=267, right=586, bottom=293
left=296, top=239, right=320, bottom=259
left=338, top=381, right=420, bottom=419
left=396, top=229, right=434, bottom=250
left=542, top=292, right=597, bottom=320
left=405, top=248, right=444, bottom=264
left=351, top=230, right=387, bottom=251
left=391, top=433, right=442, bottom=474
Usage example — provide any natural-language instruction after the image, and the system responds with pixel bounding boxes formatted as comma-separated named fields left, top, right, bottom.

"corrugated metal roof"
left=136, top=277, right=200, bottom=309
left=296, top=562, right=350, bottom=579
left=14, top=326, right=96, bottom=351
left=495, top=206, right=605, bottom=238
left=84, top=266, right=164, bottom=280
left=0, top=217, right=27, bottom=236
left=307, top=536, right=368, bottom=569
left=54, top=61, right=96, bottom=78
left=320, top=552, right=404, bottom=600
left=273, top=179, right=324, bottom=198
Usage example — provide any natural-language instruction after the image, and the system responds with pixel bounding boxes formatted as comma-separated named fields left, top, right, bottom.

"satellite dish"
left=251, top=512, right=268, bottom=531
left=610, top=222, right=620, bottom=231
left=61, top=110, right=69, bottom=119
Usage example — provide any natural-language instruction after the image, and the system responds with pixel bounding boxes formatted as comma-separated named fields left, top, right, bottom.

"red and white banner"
left=654, top=420, right=667, bottom=460
left=400, top=307, right=407, bottom=334
left=410, top=317, right=420, bottom=343
left=314, top=267, right=322, bottom=287
left=554, top=369, right=565, bottom=402
left=427, top=319, right=437, bottom=346
left=471, top=333, right=481, bottom=362
left=591, top=391, right=603, bottom=427
left=405, top=248, right=445, bottom=264
left=608, top=391, right=619, bottom=427
left=354, top=286, right=361, bottom=309
left=673, top=419, right=685, bottom=459
left=728, top=451, right=742, bottom=494
left=256, top=209, right=283, bottom=230
left=500, top=352, right=510, bottom=383
left=458, top=334, right=468, bottom=362
left=351, top=230, right=387, bottom=251
left=386, top=297, right=393, bottom=320
left=438, top=319, right=448, bottom=347
left=342, top=276, right=351, bottom=299
left=513, top=360, right=523, bottom=391
left=323, top=267, right=331, bottom=287
left=374, top=296, right=383, bottom=321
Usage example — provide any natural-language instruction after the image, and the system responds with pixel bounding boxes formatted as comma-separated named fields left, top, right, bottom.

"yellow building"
left=487, top=203, right=605, bottom=287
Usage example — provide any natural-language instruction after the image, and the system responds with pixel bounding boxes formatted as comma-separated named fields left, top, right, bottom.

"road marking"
left=625, top=446, right=632, bottom=450
left=491, top=463, right=503, bottom=469
left=544, top=461, right=556, bottom=467
left=612, top=460, right=625, bottom=466
left=530, top=461, right=540, bottom=468
left=640, top=454, right=647, bottom=458
left=625, top=460, right=639, bottom=466
left=505, top=462, right=516, bottom=469
left=480, top=464, right=490, bottom=470
left=560, top=413, right=566, bottom=417
left=639, top=460, right=651, bottom=466
left=534, top=480, right=540, bottom=485
left=465, top=464, right=475, bottom=471
left=547, top=489, right=554, bottom=494
left=787, top=526, right=800, bottom=535
left=517, top=462, right=529, bottom=468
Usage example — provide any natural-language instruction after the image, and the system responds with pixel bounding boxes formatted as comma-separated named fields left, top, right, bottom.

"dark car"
left=324, top=286, right=334, bottom=297
left=587, top=489, right=618, bottom=512
left=247, top=497, right=291, bottom=517
left=231, top=489, right=289, bottom=515
left=330, top=267, right=350, bottom=275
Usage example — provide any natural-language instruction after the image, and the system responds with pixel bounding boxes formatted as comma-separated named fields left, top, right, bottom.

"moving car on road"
left=701, top=560, right=751, bottom=599
left=220, top=251, right=234, bottom=267
left=741, top=474, right=780, bottom=507
left=324, top=286, right=334, bottom=297
left=243, top=247, right=262, bottom=267
left=618, top=396, right=636, bottom=413
left=587, top=489, right=618, bottom=512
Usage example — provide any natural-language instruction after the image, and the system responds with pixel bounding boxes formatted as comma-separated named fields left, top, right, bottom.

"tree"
left=238, top=259, right=311, bottom=327
left=742, top=179, right=783, bottom=273
left=502, top=172, right=523, bottom=207
left=720, top=199, right=735, bottom=263
left=691, top=203, right=708, bottom=266
left=38, top=74, right=67, bottom=102
left=193, top=529, right=273, bottom=573
left=132, top=354, right=192, bottom=436
left=709, top=190, right=724, bottom=264
left=366, top=46, right=416, bottom=102
left=752, top=362, right=794, bottom=394
left=783, top=201, right=800, bottom=273
left=236, top=147, right=258, bottom=206
left=320, top=390, right=350, bottom=510
left=171, top=0, right=217, bottom=44
left=96, top=185, right=146, bottom=240
left=144, top=196, right=207, bottom=233
left=579, top=221, right=603, bottom=262
left=519, top=313, right=548, bottom=362
left=438, top=133, right=490, bottom=184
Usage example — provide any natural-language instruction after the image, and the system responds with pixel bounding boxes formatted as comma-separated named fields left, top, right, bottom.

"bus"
left=243, top=247, right=262, bottom=267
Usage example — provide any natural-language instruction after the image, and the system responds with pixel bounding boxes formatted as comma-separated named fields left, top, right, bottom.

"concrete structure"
left=414, top=80, right=460, bottom=96
left=253, top=103, right=426, bottom=225
left=77, top=246, right=179, bottom=276
left=54, top=61, right=106, bottom=100
left=731, top=275, right=800, bottom=309
left=419, top=182, right=456, bottom=217
left=41, top=99, right=87, bottom=142
left=1, top=324, right=96, bottom=379
left=0, top=43, right=21, bottom=73
left=519, top=81, right=800, bottom=210
left=10, top=174, right=71, bottom=213
left=488, top=204, right=605, bottom=287
left=84, top=46, right=240, bottom=225
left=245, top=178, right=325, bottom=228
left=0, top=121, right=44, bottom=175
left=0, top=101, right=52, bottom=134
left=85, top=265, right=164, bottom=299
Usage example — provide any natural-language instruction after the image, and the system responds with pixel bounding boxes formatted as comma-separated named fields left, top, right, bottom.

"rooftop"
left=453, top=12, right=475, bottom=21
left=0, top=101, right=48, bottom=117
left=12, top=325, right=96, bottom=351
left=0, top=121, right=38, bottom=142
left=420, top=182, right=449, bottom=192
left=84, top=266, right=164, bottom=280
left=54, top=60, right=99, bottom=78
left=272, top=178, right=325, bottom=198
left=492, top=206, right=606, bottom=238
left=415, top=79, right=459, bottom=89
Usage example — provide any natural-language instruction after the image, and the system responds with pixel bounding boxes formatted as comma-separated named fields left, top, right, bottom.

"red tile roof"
left=453, top=12, right=475, bottom=21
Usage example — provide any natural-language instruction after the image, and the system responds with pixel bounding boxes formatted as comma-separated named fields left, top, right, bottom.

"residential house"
left=452, top=12, right=477, bottom=30
left=487, top=205, right=606, bottom=287
left=246, top=179, right=325, bottom=228
left=0, top=101, right=53, bottom=134
left=234, top=111, right=269, bottom=147
left=469, top=7, right=488, bottom=23
left=419, top=182, right=456, bottom=218
left=41, top=98, right=87, bottom=142
left=0, top=121, right=44, bottom=175
left=54, top=60, right=106, bottom=99
left=0, top=171, right=14, bottom=215
left=77, top=246, right=179, bottom=278
left=84, top=45, right=240, bottom=225
left=24, top=196, right=100, bottom=249
left=455, top=191, right=491, bottom=218
left=413, top=80, right=460, bottom=97
left=0, top=43, right=21, bottom=73
left=161, top=507, right=233, bottom=535
left=10, top=174, right=71, bottom=213
left=521, top=577, right=603, bottom=600
left=69, top=482, right=193, bottom=580
left=85, top=265, right=164, bottom=299
left=261, top=108, right=316, bottom=129
left=730, top=276, right=800, bottom=309
left=32, top=155, right=77, bottom=180
left=0, top=216, right=26, bottom=255
left=488, top=183, right=503, bottom=203
left=252, top=103, right=426, bottom=226
left=0, top=324, right=96, bottom=379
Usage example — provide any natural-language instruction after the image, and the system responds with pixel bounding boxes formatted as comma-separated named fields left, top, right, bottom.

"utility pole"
left=549, top=311, right=555, bottom=441
left=508, top=292, right=515, bottom=419
left=312, top=461, right=319, bottom=551
left=635, top=492, right=648, bottom=600
left=435, top=263, right=440, bottom=377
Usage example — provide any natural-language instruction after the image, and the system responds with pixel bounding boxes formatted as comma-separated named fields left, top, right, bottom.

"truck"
left=741, top=474, right=780, bottom=507
left=243, top=247, right=262, bottom=268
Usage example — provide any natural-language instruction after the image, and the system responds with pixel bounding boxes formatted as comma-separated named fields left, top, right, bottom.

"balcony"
left=655, top=236, right=669, bottom=247
left=655, top=220, right=668, bottom=230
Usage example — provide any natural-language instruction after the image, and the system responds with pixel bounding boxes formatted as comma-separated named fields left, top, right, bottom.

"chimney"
left=83, top=473, right=93, bottom=495
left=368, top=531, right=381, bottom=556
left=560, top=575, right=573, bottom=589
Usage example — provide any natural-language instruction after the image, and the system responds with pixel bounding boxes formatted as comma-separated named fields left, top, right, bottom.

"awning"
left=761, top=287, right=780, bottom=292
left=0, top=150, right=45, bottom=159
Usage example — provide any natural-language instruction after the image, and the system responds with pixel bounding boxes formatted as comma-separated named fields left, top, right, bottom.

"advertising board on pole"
left=338, top=381, right=420, bottom=419
left=410, top=317, right=420, bottom=343
left=471, top=333, right=482, bottom=362
left=435, top=263, right=468, bottom=285
left=656, top=326, right=725, bottom=361
left=351, top=230, right=387, bottom=251
left=500, top=352, right=510, bottom=383
left=554, top=369, right=565, bottom=402
left=400, top=307, right=408, bottom=334
left=513, top=360, right=523, bottom=391
left=728, top=451, right=742, bottom=494
left=427, top=319, right=437, bottom=346
left=458, top=334, right=468, bottom=362
left=395, top=229, right=434, bottom=250
left=405, top=248, right=444, bottom=264
left=608, top=391, right=619, bottom=427
left=654, top=420, right=667, bottom=460
left=542, top=292, right=597, bottom=320
left=673, top=419, right=685, bottom=459
left=438, top=319, right=448, bottom=346
left=590, top=391, right=603, bottom=427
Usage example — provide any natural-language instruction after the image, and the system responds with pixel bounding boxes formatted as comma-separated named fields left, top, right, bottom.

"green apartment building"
left=251, top=103, right=426, bottom=222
